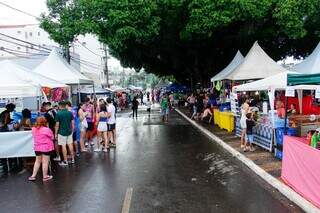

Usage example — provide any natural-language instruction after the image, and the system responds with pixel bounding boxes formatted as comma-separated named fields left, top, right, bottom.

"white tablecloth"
left=0, top=131, right=35, bottom=158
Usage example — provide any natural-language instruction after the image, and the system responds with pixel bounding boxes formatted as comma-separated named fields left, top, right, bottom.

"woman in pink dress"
left=28, top=117, right=55, bottom=182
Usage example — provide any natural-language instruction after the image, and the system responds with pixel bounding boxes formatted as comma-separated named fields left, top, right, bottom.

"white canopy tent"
left=233, top=71, right=299, bottom=127
left=232, top=71, right=320, bottom=127
left=233, top=71, right=296, bottom=92
left=292, top=42, right=320, bottom=74
left=225, top=41, right=288, bottom=80
left=76, top=85, right=113, bottom=94
left=33, top=48, right=93, bottom=85
left=211, top=50, right=244, bottom=82
left=0, top=60, right=68, bottom=98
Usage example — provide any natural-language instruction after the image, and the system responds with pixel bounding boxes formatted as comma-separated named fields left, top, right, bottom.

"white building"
left=0, top=24, right=106, bottom=86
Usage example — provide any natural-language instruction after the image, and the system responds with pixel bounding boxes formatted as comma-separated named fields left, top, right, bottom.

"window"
left=29, top=32, right=32, bottom=36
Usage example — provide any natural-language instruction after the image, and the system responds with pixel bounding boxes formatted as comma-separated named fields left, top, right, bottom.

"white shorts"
left=79, top=123, right=87, bottom=132
left=58, top=134, right=73, bottom=145
left=97, top=122, right=108, bottom=132
left=240, top=118, right=247, bottom=129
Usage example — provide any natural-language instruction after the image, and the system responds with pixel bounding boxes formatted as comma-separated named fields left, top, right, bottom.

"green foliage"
left=41, top=0, right=320, bottom=85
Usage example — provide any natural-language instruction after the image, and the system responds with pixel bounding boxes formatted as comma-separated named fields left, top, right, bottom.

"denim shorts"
left=247, top=134, right=254, bottom=143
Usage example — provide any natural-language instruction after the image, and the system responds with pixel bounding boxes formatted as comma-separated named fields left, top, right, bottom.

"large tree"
left=41, top=0, right=320, bottom=86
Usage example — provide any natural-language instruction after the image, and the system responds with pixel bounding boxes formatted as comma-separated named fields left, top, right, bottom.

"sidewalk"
left=176, top=107, right=319, bottom=213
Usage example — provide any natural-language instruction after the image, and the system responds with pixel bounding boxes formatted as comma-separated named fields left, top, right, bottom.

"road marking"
left=121, top=187, right=133, bottom=213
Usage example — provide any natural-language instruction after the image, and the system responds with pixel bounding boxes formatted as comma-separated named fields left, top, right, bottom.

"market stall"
left=212, top=41, right=288, bottom=136
left=33, top=48, right=94, bottom=104
left=233, top=71, right=294, bottom=152
left=0, top=60, right=69, bottom=159
left=0, top=131, right=34, bottom=158
left=279, top=73, right=320, bottom=208
left=281, top=135, right=320, bottom=208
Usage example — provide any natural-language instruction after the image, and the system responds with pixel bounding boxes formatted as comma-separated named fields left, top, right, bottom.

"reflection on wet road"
left=0, top=110, right=301, bottom=213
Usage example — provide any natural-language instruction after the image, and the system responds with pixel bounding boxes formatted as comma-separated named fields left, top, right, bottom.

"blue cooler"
left=287, top=127, right=297, bottom=136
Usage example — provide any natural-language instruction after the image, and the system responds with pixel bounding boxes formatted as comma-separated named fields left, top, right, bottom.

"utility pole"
left=103, top=44, right=109, bottom=88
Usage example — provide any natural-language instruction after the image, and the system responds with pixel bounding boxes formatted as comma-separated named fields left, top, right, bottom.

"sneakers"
left=85, top=142, right=89, bottom=147
left=58, top=161, right=68, bottom=167
left=71, top=159, right=75, bottom=164
left=53, top=156, right=61, bottom=162
left=94, top=148, right=101, bottom=152
left=90, top=142, right=95, bottom=146
left=103, top=148, right=109, bottom=153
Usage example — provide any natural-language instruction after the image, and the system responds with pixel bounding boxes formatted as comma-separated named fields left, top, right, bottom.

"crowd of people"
left=186, top=90, right=218, bottom=124
left=184, top=90, right=258, bottom=152
left=0, top=96, right=118, bottom=181
left=0, top=88, right=183, bottom=181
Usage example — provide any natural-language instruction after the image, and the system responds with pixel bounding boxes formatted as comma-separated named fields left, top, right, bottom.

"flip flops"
left=28, top=176, right=36, bottom=181
left=43, top=175, right=53, bottom=182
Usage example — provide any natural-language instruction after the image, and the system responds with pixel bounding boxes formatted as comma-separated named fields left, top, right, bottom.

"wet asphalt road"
left=0, top=109, right=302, bottom=213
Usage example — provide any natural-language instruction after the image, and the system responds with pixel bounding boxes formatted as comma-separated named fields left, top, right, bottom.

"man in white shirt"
left=106, top=98, right=116, bottom=147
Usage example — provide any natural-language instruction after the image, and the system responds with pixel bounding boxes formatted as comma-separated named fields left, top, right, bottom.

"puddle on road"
left=202, top=153, right=239, bottom=186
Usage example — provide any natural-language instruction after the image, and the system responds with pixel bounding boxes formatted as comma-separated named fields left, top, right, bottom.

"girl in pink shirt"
left=29, top=117, right=54, bottom=182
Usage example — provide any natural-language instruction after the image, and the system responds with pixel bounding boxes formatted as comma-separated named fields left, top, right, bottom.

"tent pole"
left=93, top=84, right=96, bottom=100
left=284, top=96, right=288, bottom=135
left=78, top=83, right=81, bottom=105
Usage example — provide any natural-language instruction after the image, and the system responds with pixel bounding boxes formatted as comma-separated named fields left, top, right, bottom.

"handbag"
left=81, top=117, right=88, bottom=128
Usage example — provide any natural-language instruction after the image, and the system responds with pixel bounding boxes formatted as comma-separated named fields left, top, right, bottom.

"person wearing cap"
left=311, top=128, right=320, bottom=148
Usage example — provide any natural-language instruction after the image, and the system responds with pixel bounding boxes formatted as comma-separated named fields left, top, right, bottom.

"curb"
left=175, top=108, right=319, bottom=213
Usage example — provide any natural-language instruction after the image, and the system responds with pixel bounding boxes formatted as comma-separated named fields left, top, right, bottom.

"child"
left=311, top=128, right=320, bottom=148
left=244, top=113, right=255, bottom=152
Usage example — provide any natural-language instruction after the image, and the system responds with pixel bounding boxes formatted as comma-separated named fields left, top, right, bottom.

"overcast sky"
left=0, top=0, right=47, bottom=25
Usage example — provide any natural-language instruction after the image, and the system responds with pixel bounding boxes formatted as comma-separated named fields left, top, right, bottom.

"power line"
left=70, top=57, right=102, bottom=70
left=0, top=48, right=30, bottom=58
left=70, top=56, right=102, bottom=68
left=76, top=40, right=103, bottom=57
left=0, top=32, right=52, bottom=51
left=0, top=37, right=50, bottom=53
left=1, top=47, right=49, bottom=56
left=0, top=1, right=39, bottom=19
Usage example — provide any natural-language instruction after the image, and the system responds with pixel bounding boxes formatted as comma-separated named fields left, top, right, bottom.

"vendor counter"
left=281, top=136, right=320, bottom=208
left=235, top=116, right=273, bottom=152
left=0, top=131, right=34, bottom=158
left=213, top=109, right=234, bottom=132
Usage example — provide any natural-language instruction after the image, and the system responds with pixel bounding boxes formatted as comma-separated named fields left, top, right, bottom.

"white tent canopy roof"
left=33, top=48, right=93, bottom=85
left=224, top=41, right=288, bottom=80
left=292, top=42, right=320, bottom=74
left=233, top=71, right=298, bottom=92
left=211, top=50, right=244, bottom=82
left=0, top=60, right=39, bottom=98
left=0, top=60, right=68, bottom=98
